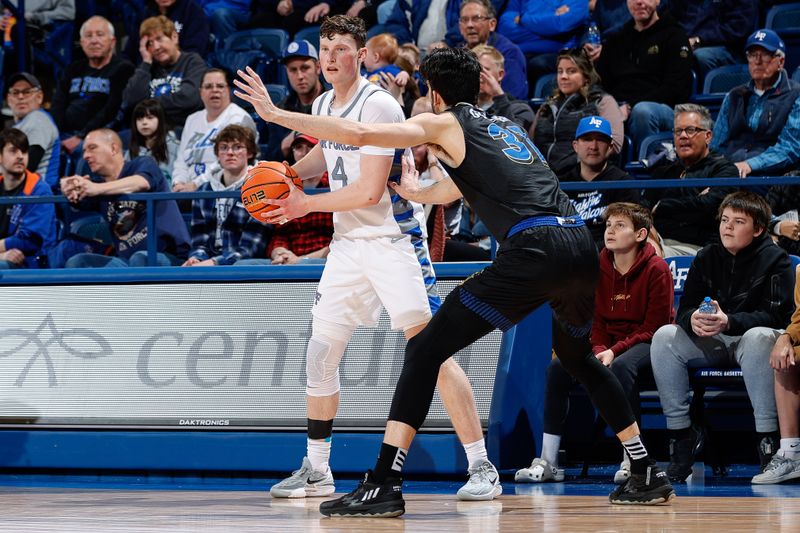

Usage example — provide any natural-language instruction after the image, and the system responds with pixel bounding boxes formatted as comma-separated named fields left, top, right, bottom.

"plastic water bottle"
left=698, top=296, right=716, bottom=314
left=586, top=21, right=601, bottom=47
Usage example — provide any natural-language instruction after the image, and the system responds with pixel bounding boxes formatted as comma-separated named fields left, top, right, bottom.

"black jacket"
left=486, top=93, right=535, bottom=132
left=646, top=152, right=739, bottom=246
left=768, top=184, right=800, bottom=256
left=678, top=232, right=794, bottom=337
left=597, top=12, right=693, bottom=106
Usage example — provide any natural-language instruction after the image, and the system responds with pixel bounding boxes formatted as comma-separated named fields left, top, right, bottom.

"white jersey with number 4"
left=312, top=77, right=425, bottom=240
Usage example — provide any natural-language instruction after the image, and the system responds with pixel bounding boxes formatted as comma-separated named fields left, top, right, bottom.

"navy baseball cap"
left=575, top=116, right=612, bottom=140
left=283, top=40, right=319, bottom=63
left=7, top=72, right=42, bottom=92
left=745, top=29, right=785, bottom=54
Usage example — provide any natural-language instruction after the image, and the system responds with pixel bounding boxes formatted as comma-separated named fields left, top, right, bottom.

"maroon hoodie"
left=591, top=241, right=674, bottom=356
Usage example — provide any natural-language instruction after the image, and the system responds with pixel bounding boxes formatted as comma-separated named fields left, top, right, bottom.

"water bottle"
left=586, top=21, right=601, bottom=47
left=698, top=296, right=716, bottom=314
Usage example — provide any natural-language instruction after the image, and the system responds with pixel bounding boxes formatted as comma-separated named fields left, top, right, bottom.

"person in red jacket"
left=515, top=201, right=674, bottom=485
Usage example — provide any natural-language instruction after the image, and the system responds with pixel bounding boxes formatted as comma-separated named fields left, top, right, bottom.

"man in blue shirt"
left=60, top=128, right=190, bottom=267
left=711, top=29, right=800, bottom=178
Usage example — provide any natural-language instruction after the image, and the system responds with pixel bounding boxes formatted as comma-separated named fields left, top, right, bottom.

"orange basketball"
left=240, top=161, right=303, bottom=220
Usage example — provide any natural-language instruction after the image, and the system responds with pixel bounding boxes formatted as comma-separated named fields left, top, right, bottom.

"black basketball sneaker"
left=319, top=470, right=405, bottom=518
left=609, top=464, right=676, bottom=505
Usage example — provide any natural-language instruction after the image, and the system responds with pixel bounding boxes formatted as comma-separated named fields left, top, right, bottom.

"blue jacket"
left=711, top=71, right=800, bottom=175
left=1, top=170, right=56, bottom=268
left=382, top=0, right=504, bottom=47
left=498, top=0, right=589, bottom=54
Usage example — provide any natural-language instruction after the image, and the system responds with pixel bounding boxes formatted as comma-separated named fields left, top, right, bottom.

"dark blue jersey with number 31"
left=441, top=103, right=577, bottom=243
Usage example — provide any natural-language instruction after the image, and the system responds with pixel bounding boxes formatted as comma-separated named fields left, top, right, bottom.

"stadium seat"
left=32, top=20, right=74, bottom=83
left=766, top=3, right=800, bottom=72
left=702, top=64, right=750, bottom=95
left=794, top=66, right=800, bottom=83
left=214, top=29, right=290, bottom=86
left=528, top=73, right=556, bottom=110
left=267, top=84, right=289, bottom=105
left=293, top=25, right=320, bottom=54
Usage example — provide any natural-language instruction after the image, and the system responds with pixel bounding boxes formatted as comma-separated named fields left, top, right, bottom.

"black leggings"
left=388, top=225, right=637, bottom=435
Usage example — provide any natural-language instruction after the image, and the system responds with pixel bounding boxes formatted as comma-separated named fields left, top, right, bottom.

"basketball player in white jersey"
left=263, top=15, right=501, bottom=501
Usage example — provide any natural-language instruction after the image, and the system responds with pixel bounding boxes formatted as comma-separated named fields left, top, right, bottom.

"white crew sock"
left=541, top=433, right=561, bottom=466
left=307, top=437, right=331, bottom=471
left=464, top=439, right=488, bottom=468
left=780, top=437, right=800, bottom=459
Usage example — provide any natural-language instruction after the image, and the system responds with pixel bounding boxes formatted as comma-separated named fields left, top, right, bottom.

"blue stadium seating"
left=528, top=73, right=556, bottom=110
left=293, top=25, right=320, bottom=55
left=766, top=3, right=800, bottom=72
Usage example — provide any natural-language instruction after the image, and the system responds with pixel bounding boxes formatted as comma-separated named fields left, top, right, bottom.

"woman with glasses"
left=529, top=48, right=623, bottom=176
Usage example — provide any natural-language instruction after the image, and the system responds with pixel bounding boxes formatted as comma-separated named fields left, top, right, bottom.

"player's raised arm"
left=234, top=67, right=453, bottom=151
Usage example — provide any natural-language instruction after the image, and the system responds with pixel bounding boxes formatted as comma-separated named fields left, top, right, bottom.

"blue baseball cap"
left=283, top=40, right=319, bottom=63
left=575, top=116, right=612, bottom=140
left=745, top=29, right=785, bottom=54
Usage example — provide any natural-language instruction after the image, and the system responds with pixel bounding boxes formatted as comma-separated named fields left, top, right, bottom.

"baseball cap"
left=745, top=29, right=785, bottom=54
left=283, top=40, right=319, bottom=63
left=291, top=131, right=318, bottom=147
left=575, top=116, right=612, bottom=140
left=7, top=72, right=42, bottom=92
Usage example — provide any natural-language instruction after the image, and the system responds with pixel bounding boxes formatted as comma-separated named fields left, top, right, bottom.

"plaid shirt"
left=189, top=181, right=271, bottom=265
left=267, top=175, right=333, bottom=258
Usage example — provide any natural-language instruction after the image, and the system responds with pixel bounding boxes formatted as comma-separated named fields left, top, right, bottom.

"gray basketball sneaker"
left=457, top=459, right=503, bottom=501
left=270, top=457, right=335, bottom=498
left=752, top=453, right=800, bottom=484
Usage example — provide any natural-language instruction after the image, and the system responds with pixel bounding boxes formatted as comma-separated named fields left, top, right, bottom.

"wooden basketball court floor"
left=0, top=467, right=797, bottom=533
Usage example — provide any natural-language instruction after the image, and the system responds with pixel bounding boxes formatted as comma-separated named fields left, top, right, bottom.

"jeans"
left=651, top=324, right=781, bottom=433
left=0, top=260, right=21, bottom=269
left=693, top=46, right=737, bottom=77
left=65, top=251, right=180, bottom=268
left=627, top=101, right=675, bottom=151
left=209, top=7, right=250, bottom=43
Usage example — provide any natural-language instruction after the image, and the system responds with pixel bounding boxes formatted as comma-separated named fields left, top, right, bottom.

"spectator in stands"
left=364, top=33, right=403, bottom=84
left=0, top=128, right=56, bottom=269
left=172, top=68, right=257, bottom=191
left=472, top=45, right=534, bottom=131
left=205, top=0, right=251, bottom=43
left=591, top=0, right=693, bottom=149
left=122, top=15, right=205, bottom=128
left=124, top=0, right=210, bottom=62
left=237, top=132, right=333, bottom=265
left=183, top=125, right=270, bottom=266
left=60, top=128, right=190, bottom=267
left=651, top=191, right=793, bottom=482
left=766, top=186, right=800, bottom=257
left=6, top=73, right=60, bottom=188
left=752, top=265, right=800, bottom=485
left=127, top=99, right=180, bottom=185
left=381, top=44, right=422, bottom=117
left=531, top=48, right=623, bottom=175
left=498, top=0, right=589, bottom=90
left=249, top=0, right=343, bottom=37
left=455, top=0, right=527, bottom=100
left=372, top=0, right=503, bottom=51
left=560, top=116, right=639, bottom=249
left=711, top=29, right=800, bottom=178
left=264, top=40, right=324, bottom=162
left=669, top=0, right=758, bottom=76
left=515, top=202, right=673, bottom=485
left=51, top=16, right=135, bottom=164
left=645, top=103, right=739, bottom=257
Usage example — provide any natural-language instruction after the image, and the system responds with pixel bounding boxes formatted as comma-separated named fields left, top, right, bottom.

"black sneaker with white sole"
left=319, top=470, right=405, bottom=518
left=609, top=465, right=676, bottom=505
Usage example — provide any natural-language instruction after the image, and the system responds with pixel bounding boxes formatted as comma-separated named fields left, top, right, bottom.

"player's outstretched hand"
left=234, top=66, right=277, bottom=123
left=389, top=151, right=423, bottom=201
left=261, top=175, right=310, bottom=225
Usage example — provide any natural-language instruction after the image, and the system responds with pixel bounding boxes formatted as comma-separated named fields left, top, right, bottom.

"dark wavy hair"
left=320, top=15, right=366, bottom=48
left=420, top=47, right=481, bottom=106
left=718, top=191, right=771, bottom=232
left=0, top=128, right=29, bottom=153
left=129, top=99, right=170, bottom=164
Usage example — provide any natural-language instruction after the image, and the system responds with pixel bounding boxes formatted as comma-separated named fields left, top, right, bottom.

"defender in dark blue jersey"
left=235, top=46, right=675, bottom=516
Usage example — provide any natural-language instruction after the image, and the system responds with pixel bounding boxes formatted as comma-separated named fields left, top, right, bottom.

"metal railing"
left=1, top=175, right=800, bottom=267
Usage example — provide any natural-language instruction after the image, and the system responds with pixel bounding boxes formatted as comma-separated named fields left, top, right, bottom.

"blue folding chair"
left=293, top=25, right=320, bottom=55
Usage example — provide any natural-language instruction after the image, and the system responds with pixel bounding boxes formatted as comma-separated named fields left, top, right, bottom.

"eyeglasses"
left=201, top=83, right=228, bottom=90
left=217, top=144, right=246, bottom=154
left=459, top=15, right=492, bottom=24
left=746, top=50, right=776, bottom=62
left=8, top=88, right=39, bottom=97
left=672, top=126, right=708, bottom=137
